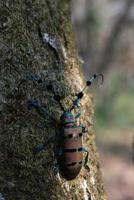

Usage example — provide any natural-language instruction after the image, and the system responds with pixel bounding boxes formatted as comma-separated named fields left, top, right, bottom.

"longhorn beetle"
left=27, top=73, right=103, bottom=180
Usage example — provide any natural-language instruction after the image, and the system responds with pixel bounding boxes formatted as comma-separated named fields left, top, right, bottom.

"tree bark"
left=0, top=0, right=107, bottom=199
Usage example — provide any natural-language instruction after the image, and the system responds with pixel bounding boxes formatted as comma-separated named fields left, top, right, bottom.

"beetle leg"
left=53, top=162, right=60, bottom=175
left=57, top=148, right=63, bottom=156
left=77, top=147, right=89, bottom=166
left=75, top=110, right=81, bottom=119
left=33, top=135, right=56, bottom=155
left=33, top=144, right=45, bottom=154
left=81, top=147, right=89, bottom=166
left=52, top=94, right=64, bottom=112
left=25, top=73, right=65, bottom=111
left=77, top=124, right=88, bottom=134
left=28, top=99, right=58, bottom=124
left=24, top=72, right=42, bottom=82
left=81, top=125, right=88, bottom=134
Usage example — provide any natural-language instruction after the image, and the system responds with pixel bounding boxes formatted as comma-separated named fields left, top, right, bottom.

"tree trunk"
left=0, top=0, right=107, bottom=199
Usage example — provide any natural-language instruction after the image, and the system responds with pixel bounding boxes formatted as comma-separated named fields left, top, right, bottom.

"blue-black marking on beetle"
left=27, top=73, right=103, bottom=180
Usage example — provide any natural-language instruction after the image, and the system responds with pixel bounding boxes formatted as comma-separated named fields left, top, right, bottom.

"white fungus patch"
left=56, top=172, right=62, bottom=183
left=0, top=94, right=7, bottom=104
left=90, top=176, right=96, bottom=185
left=64, top=182, right=70, bottom=192
left=42, top=33, right=58, bottom=52
left=56, top=173, right=70, bottom=197
left=91, top=194, right=96, bottom=200
left=81, top=179, right=89, bottom=200
left=61, top=43, right=67, bottom=60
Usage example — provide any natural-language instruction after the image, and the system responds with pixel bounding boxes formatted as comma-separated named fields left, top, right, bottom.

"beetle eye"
left=79, top=133, right=82, bottom=137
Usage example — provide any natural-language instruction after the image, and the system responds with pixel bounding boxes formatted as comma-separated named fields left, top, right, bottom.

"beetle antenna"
left=70, top=73, right=104, bottom=111
left=46, top=84, right=65, bottom=112
left=54, top=95, right=65, bottom=112
left=83, top=73, right=104, bottom=91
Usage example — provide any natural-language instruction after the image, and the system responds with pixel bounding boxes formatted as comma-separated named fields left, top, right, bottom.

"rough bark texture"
left=0, top=0, right=107, bottom=200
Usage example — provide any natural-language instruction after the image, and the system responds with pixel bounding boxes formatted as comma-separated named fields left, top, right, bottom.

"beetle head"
left=60, top=111, right=75, bottom=125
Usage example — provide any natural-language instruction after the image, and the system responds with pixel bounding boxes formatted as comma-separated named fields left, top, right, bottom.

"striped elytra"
left=58, top=111, right=83, bottom=180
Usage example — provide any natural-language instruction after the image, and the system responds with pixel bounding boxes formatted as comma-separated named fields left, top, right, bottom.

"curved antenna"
left=46, top=84, right=65, bottom=112
left=54, top=95, right=65, bottom=112
left=83, top=73, right=104, bottom=92
left=70, top=73, right=104, bottom=111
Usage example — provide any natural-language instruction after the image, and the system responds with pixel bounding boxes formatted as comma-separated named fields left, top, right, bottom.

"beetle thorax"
left=60, top=111, right=75, bottom=126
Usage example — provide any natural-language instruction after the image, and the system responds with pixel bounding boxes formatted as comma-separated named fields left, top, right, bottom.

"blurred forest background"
left=71, top=0, right=134, bottom=200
